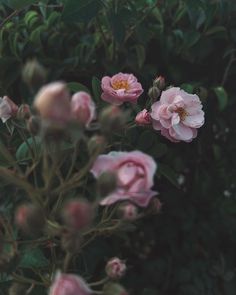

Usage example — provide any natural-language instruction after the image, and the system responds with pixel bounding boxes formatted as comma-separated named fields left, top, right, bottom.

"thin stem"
left=89, top=277, right=109, bottom=287
left=0, top=10, right=20, bottom=29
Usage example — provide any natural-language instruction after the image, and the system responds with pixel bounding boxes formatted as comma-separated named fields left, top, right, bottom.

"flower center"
left=111, top=80, right=129, bottom=91
left=176, top=107, right=188, bottom=121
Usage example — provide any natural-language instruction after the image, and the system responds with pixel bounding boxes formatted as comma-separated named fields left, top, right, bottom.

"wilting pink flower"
left=49, top=273, right=92, bottom=295
left=150, top=87, right=204, bottom=142
left=91, top=151, right=157, bottom=207
left=0, top=96, right=18, bottom=123
left=101, top=73, right=143, bottom=105
left=71, top=92, right=96, bottom=126
left=62, top=199, right=94, bottom=230
left=106, top=257, right=126, bottom=280
left=34, top=82, right=71, bottom=123
left=135, top=109, right=151, bottom=125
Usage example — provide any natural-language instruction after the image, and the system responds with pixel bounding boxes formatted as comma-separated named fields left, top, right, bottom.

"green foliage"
left=0, top=0, right=235, bottom=294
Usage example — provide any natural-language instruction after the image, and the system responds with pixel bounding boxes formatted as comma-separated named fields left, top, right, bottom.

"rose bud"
left=27, top=115, right=41, bottom=135
left=149, top=197, right=162, bottom=214
left=105, top=257, right=126, bottom=280
left=87, top=135, right=107, bottom=155
left=22, top=59, right=47, bottom=91
left=99, top=105, right=126, bottom=134
left=61, top=230, right=82, bottom=253
left=135, top=109, right=151, bottom=125
left=71, top=92, right=96, bottom=127
left=15, top=204, right=45, bottom=236
left=33, top=82, right=71, bottom=124
left=103, top=282, right=129, bottom=295
left=97, top=171, right=117, bottom=197
left=17, top=104, right=31, bottom=120
left=118, top=203, right=138, bottom=221
left=49, top=272, right=92, bottom=295
left=9, top=282, right=28, bottom=295
left=153, top=75, right=165, bottom=90
left=0, top=96, right=18, bottom=123
left=148, top=86, right=160, bottom=100
left=62, top=199, right=94, bottom=231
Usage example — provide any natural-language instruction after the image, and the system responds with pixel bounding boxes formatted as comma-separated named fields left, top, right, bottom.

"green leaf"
left=135, top=44, right=146, bottom=68
left=67, top=82, right=90, bottom=93
left=3, top=0, right=37, bottom=9
left=205, top=26, right=227, bottom=36
left=213, top=86, right=228, bottom=111
left=19, top=247, right=49, bottom=268
left=91, top=76, right=102, bottom=102
left=16, top=137, right=41, bottom=162
left=159, top=163, right=179, bottom=188
left=62, top=0, right=103, bottom=23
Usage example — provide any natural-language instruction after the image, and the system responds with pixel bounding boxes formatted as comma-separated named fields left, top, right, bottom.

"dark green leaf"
left=19, top=247, right=49, bottom=268
left=62, top=0, right=103, bottom=23
left=91, top=76, right=102, bottom=102
left=213, top=86, right=228, bottom=111
left=67, top=82, right=90, bottom=93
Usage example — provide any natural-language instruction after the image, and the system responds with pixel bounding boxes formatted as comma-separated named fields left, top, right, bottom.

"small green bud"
left=148, top=86, right=160, bottom=100
left=97, top=171, right=117, bottom=197
left=22, top=59, right=47, bottom=91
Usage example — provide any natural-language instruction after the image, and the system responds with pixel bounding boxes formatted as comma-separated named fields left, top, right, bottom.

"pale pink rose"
left=106, top=257, right=126, bottom=280
left=91, top=151, right=157, bottom=207
left=150, top=87, right=205, bottom=142
left=49, top=273, right=92, bottom=295
left=71, top=92, right=96, bottom=127
left=135, top=109, right=151, bottom=125
left=101, top=73, right=143, bottom=105
left=0, top=96, right=18, bottom=123
left=34, top=82, right=71, bottom=123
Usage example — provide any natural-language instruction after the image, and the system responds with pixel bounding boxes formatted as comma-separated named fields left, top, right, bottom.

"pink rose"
left=150, top=87, right=205, bottom=142
left=34, top=82, right=71, bottom=124
left=91, top=151, right=157, bottom=207
left=49, top=273, right=92, bottom=295
left=71, top=92, right=96, bottom=126
left=106, top=257, right=126, bottom=280
left=101, top=73, right=143, bottom=105
left=135, top=109, right=151, bottom=125
left=0, top=96, right=18, bottom=123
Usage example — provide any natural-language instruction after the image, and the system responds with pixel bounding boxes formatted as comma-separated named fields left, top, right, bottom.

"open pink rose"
left=91, top=151, right=157, bottom=207
left=71, top=92, right=96, bottom=127
left=150, top=87, right=205, bottom=142
left=49, top=273, right=92, bottom=295
left=135, top=109, right=151, bottom=125
left=101, top=73, right=143, bottom=105
left=0, top=96, right=18, bottom=123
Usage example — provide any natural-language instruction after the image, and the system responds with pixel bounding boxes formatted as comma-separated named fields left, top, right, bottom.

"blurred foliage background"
left=0, top=0, right=236, bottom=294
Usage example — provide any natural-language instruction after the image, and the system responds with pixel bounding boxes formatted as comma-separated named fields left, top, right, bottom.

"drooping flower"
left=49, top=273, right=92, bottom=295
left=135, top=109, right=151, bottom=125
left=101, top=73, right=143, bottom=105
left=106, top=257, right=126, bottom=280
left=150, top=87, right=205, bottom=142
left=34, top=82, right=71, bottom=124
left=0, top=96, right=18, bottom=123
left=91, top=151, right=157, bottom=207
left=71, top=91, right=96, bottom=127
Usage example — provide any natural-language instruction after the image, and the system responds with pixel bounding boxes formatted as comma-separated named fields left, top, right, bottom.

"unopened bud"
left=149, top=198, right=162, bottom=214
left=62, top=199, right=94, bottom=231
left=49, top=272, right=92, bottom=295
left=27, top=115, right=40, bottom=135
left=148, top=86, right=160, bottom=100
left=88, top=135, right=107, bottom=155
left=61, top=230, right=82, bottom=253
left=105, top=257, right=126, bottom=280
left=99, top=106, right=126, bottom=134
left=103, top=282, right=129, bottom=295
left=22, top=59, right=47, bottom=91
left=195, top=86, right=208, bottom=101
left=15, top=204, right=45, bottom=236
left=153, top=76, right=165, bottom=90
left=17, top=104, right=31, bottom=120
left=34, top=82, right=71, bottom=125
left=97, top=172, right=117, bottom=197
left=118, top=203, right=138, bottom=221
left=135, top=109, right=151, bottom=125
left=8, top=282, right=28, bottom=295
